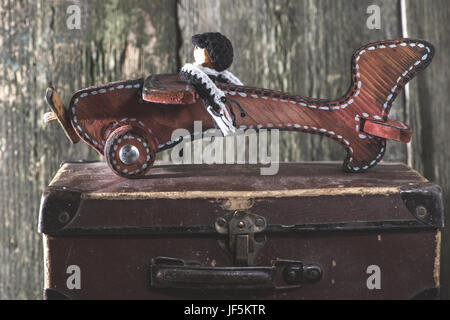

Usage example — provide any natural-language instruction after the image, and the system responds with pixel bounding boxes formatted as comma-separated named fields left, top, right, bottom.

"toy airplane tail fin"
left=348, top=39, right=434, bottom=119
left=338, top=39, right=434, bottom=171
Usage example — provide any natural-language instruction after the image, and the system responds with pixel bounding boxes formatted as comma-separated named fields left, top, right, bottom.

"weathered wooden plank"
left=405, top=0, right=450, bottom=299
left=0, top=0, right=178, bottom=299
left=3, top=0, right=444, bottom=300
left=178, top=0, right=406, bottom=163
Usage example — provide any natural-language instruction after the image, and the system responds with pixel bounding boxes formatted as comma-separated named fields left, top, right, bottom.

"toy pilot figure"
left=180, top=32, right=244, bottom=136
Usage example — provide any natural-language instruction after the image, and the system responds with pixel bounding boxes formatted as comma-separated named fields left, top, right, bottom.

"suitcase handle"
left=150, top=257, right=322, bottom=290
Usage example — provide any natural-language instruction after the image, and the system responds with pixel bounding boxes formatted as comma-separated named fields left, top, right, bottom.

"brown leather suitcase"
left=39, top=161, right=443, bottom=300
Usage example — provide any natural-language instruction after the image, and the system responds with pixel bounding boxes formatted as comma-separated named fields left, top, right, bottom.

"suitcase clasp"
left=215, top=211, right=267, bottom=266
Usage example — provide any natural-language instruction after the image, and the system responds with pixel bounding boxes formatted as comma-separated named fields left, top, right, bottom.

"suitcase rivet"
left=255, top=218, right=265, bottom=227
left=58, top=211, right=70, bottom=224
left=284, top=266, right=302, bottom=284
left=308, top=269, right=321, bottom=280
left=287, top=270, right=297, bottom=281
left=416, top=206, right=428, bottom=219
left=216, top=217, right=227, bottom=227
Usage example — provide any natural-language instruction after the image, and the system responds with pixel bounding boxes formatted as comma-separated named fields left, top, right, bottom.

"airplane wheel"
left=104, top=125, right=156, bottom=178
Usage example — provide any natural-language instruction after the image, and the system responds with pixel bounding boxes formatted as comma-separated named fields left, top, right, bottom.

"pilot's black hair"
left=192, top=32, right=234, bottom=72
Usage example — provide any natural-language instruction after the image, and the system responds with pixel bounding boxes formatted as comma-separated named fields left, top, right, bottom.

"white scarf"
left=181, top=63, right=243, bottom=136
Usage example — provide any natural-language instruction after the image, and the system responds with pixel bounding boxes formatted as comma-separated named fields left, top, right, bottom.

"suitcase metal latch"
left=215, top=211, right=267, bottom=266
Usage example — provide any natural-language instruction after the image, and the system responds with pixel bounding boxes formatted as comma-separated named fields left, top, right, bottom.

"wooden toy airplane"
left=44, top=38, right=434, bottom=178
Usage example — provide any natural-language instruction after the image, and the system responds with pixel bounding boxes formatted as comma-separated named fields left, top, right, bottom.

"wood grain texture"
left=0, top=0, right=178, bottom=299
left=404, top=0, right=450, bottom=299
left=178, top=0, right=406, bottom=163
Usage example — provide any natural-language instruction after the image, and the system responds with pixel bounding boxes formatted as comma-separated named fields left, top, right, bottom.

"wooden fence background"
left=0, top=0, right=448, bottom=299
